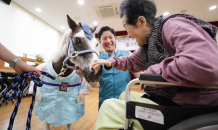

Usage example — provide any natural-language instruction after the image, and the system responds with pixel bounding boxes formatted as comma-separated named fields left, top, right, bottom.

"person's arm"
left=0, top=43, right=41, bottom=76
left=0, top=43, right=16, bottom=63
left=92, top=48, right=146, bottom=73
left=128, top=51, right=143, bottom=78
left=146, top=17, right=218, bottom=88
left=132, top=71, right=142, bottom=78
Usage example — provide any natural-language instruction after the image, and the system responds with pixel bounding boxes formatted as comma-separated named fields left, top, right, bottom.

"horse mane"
left=49, top=30, right=72, bottom=62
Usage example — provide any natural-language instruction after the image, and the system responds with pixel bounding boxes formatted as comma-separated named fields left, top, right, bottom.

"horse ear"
left=90, top=26, right=97, bottom=33
left=67, top=15, right=77, bottom=31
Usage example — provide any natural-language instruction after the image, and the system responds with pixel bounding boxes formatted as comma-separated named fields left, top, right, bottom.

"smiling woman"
left=93, top=0, right=218, bottom=129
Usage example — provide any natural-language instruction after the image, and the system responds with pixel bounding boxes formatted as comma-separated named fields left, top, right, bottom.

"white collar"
left=104, top=48, right=117, bottom=58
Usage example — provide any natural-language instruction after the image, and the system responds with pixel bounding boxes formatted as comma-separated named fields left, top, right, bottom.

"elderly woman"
left=92, top=0, right=218, bottom=129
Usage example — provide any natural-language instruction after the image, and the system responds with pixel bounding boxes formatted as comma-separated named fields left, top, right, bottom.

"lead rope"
left=3, top=71, right=56, bottom=130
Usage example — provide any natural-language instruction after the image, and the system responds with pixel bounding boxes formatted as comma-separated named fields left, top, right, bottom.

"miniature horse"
left=33, top=15, right=102, bottom=130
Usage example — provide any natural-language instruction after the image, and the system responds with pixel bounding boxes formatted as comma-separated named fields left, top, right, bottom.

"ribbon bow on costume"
left=3, top=71, right=56, bottom=130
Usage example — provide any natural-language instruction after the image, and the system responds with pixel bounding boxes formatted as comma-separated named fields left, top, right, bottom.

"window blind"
left=0, top=1, right=61, bottom=59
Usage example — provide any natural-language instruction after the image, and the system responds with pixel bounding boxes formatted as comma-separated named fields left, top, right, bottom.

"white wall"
left=95, top=40, right=103, bottom=54
left=0, top=1, right=62, bottom=59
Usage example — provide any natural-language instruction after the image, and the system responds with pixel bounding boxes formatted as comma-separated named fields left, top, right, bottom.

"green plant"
left=35, top=54, right=44, bottom=62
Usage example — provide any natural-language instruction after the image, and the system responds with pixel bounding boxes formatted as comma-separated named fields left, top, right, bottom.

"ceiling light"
left=78, top=0, right=84, bottom=5
left=93, top=21, right=98, bottom=25
left=209, top=5, right=217, bottom=10
left=35, top=8, right=41, bottom=12
left=61, top=26, right=65, bottom=29
left=163, top=12, right=169, bottom=16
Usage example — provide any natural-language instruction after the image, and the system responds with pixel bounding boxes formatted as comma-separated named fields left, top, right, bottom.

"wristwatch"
left=9, top=57, right=21, bottom=68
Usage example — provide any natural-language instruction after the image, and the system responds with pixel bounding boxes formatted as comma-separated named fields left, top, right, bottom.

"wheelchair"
left=0, top=72, right=8, bottom=106
left=0, top=72, right=16, bottom=106
left=123, top=74, right=218, bottom=130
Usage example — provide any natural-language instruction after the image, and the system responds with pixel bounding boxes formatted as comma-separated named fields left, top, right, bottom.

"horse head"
left=51, top=15, right=102, bottom=82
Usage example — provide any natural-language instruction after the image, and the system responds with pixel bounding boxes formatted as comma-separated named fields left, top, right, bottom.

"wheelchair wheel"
left=169, top=112, right=218, bottom=130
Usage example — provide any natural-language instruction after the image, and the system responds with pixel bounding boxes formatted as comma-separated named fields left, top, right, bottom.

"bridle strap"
left=68, top=36, right=98, bottom=56
left=56, top=35, right=98, bottom=77
left=77, top=50, right=98, bottom=55
left=68, top=36, right=75, bottom=54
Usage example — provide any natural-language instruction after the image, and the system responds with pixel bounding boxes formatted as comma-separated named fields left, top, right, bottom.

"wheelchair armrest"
left=139, top=73, right=167, bottom=82
left=139, top=73, right=218, bottom=89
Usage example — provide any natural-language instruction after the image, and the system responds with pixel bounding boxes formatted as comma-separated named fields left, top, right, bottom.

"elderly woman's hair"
left=119, top=0, right=157, bottom=26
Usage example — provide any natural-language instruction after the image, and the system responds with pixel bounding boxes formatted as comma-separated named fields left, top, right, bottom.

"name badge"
left=59, top=82, right=69, bottom=92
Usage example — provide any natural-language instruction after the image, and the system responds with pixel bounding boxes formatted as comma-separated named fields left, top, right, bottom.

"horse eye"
left=75, top=38, right=81, bottom=43
left=96, top=43, right=98, bottom=47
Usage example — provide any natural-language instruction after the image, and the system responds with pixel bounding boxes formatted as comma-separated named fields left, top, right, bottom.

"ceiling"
left=13, top=0, right=218, bottom=35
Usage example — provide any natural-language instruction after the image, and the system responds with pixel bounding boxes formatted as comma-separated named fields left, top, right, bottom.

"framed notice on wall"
left=116, top=36, right=139, bottom=51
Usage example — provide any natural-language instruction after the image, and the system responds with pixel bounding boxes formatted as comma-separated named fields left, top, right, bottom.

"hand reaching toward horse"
left=77, top=93, right=84, bottom=103
left=75, top=67, right=84, bottom=77
left=91, top=59, right=112, bottom=72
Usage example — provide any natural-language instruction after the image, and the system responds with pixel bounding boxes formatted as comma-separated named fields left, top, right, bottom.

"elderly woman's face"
left=121, top=17, right=148, bottom=47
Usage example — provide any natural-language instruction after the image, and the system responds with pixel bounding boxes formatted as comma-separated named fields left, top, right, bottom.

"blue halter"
left=58, top=23, right=98, bottom=77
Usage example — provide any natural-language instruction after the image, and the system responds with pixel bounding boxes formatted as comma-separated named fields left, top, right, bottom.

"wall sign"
left=116, top=36, right=139, bottom=51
